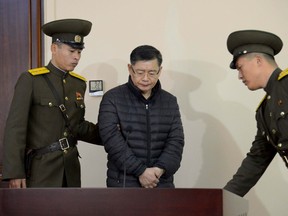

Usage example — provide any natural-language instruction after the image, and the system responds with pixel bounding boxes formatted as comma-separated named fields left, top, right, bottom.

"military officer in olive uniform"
left=2, top=19, right=101, bottom=188
left=223, top=30, right=288, bottom=197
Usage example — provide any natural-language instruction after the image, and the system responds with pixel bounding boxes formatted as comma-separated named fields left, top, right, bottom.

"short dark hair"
left=130, top=45, right=163, bottom=66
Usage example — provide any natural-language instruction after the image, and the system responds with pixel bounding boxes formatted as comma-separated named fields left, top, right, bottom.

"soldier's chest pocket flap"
left=274, top=108, right=288, bottom=120
left=39, top=98, right=58, bottom=107
left=75, top=101, right=85, bottom=109
left=273, top=94, right=288, bottom=120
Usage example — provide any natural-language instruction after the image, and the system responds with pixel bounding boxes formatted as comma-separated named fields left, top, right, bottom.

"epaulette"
left=278, top=68, right=288, bottom=80
left=256, top=94, right=267, bottom=111
left=28, top=67, right=50, bottom=76
left=69, top=71, right=87, bottom=82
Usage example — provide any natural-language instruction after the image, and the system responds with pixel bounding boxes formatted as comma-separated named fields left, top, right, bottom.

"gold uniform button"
left=280, top=112, right=285, bottom=117
left=63, top=132, right=68, bottom=137
left=49, top=102, right=53, bottom=107
left=63, top=79, right=66, bottom=84
left=278, top=143, right=282, bottom=148
left=267, top=95, right=271, bottom=100
left=80, top=104, right=84, bottom=108
left=272, top=129, right=276, bottom=134
left=65, top=97, right=69, bottom=101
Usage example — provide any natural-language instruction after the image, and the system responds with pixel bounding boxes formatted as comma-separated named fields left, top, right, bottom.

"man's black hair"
left=130, top=45, right=162, bottom=66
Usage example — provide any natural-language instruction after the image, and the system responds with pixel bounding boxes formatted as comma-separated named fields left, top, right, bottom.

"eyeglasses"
left=131, top=66, right=161, bottom=78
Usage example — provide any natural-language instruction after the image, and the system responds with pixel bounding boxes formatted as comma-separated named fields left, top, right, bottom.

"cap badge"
left=74, top=35, right=82, bottom=43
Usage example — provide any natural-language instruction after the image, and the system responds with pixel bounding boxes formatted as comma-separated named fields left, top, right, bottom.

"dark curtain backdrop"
left=0, top=0, right=43, bottom=184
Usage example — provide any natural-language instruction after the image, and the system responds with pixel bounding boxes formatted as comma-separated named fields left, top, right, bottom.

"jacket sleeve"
left=154, top=98, right=185, bottom=178
left=224, top=127, right=276, bottom=197
left=77, top=121, right=103, bottom=145
left=2, top=73, right=33, bottom=180
left=98, top=91, right=146, bottom=176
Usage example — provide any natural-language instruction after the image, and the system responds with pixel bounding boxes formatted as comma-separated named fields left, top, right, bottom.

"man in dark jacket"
left=98, top=45, right=184, bottom=188
left=224, top=30, right=288, bottom=197
left=2, top=19, right=102, bottom=188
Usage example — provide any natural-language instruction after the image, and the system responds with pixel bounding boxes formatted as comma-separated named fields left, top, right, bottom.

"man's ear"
left=158, top=66, right=163, bottom=75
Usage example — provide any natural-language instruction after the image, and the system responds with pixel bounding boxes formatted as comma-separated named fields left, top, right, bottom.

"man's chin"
left=247, top=86, right=260, bottom=91
left=140, top=87, right=151, bottom=93
left=67, top=66, right=76, bottom=71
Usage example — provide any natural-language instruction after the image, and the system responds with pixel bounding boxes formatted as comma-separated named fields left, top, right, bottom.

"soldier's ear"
left=51, top=43, right=58, bottom=54
left=51, top=43, right=56, bottom=52
left=255, top=54, right=263, bottom=66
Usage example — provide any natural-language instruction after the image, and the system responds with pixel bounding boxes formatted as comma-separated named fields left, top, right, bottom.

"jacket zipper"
left=146, top=104, right=151, bottom=166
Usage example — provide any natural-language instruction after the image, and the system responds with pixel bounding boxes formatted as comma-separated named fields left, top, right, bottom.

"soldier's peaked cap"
left=42, top=18, right=92, bottom=49
left=227, top=30, right=283, bottom=69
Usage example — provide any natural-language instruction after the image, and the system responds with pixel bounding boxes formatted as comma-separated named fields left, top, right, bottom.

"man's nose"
left=74, top=52, right=81, bottom=60
left=238, top=71, right=243, bottom=80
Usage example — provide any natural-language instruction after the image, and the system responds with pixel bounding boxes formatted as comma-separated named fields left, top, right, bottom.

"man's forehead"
left=134, top=59, right=159, bottom=67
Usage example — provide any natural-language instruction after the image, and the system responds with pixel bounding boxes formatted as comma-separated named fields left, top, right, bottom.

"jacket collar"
left=126, top=75, right=161, bottom=101
left=46, top=61, right=68, bottom=78
left=264, top=68, right=282, bottom=94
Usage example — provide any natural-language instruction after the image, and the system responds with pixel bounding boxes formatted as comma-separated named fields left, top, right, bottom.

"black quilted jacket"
left=98, top=76, right=184, bottom=187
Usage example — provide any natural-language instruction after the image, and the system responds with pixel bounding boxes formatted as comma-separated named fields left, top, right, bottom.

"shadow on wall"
left=163, top=60, right=270, bottom=216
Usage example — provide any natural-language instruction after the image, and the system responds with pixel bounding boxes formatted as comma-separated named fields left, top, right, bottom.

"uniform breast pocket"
left=275, top=110, right=288, bottom=119
left=275, top=108, right=288, bottom=137
left=32, top=98, right=59, bottom=122
left=75, top=101, right=86, bottom=109
left=74, top=101, right=86, bottom=118
left=40, top=98, right=58, bottom=108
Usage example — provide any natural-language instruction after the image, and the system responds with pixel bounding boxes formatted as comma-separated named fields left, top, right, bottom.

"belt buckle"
left=59, top=138, right=69, bottom=151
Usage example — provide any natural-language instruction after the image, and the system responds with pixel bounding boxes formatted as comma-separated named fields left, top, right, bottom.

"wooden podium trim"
left=0, top=188, right=248, bottom=216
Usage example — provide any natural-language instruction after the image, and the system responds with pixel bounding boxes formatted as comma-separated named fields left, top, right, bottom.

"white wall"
left=44, top=0, right=288, bottom=215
